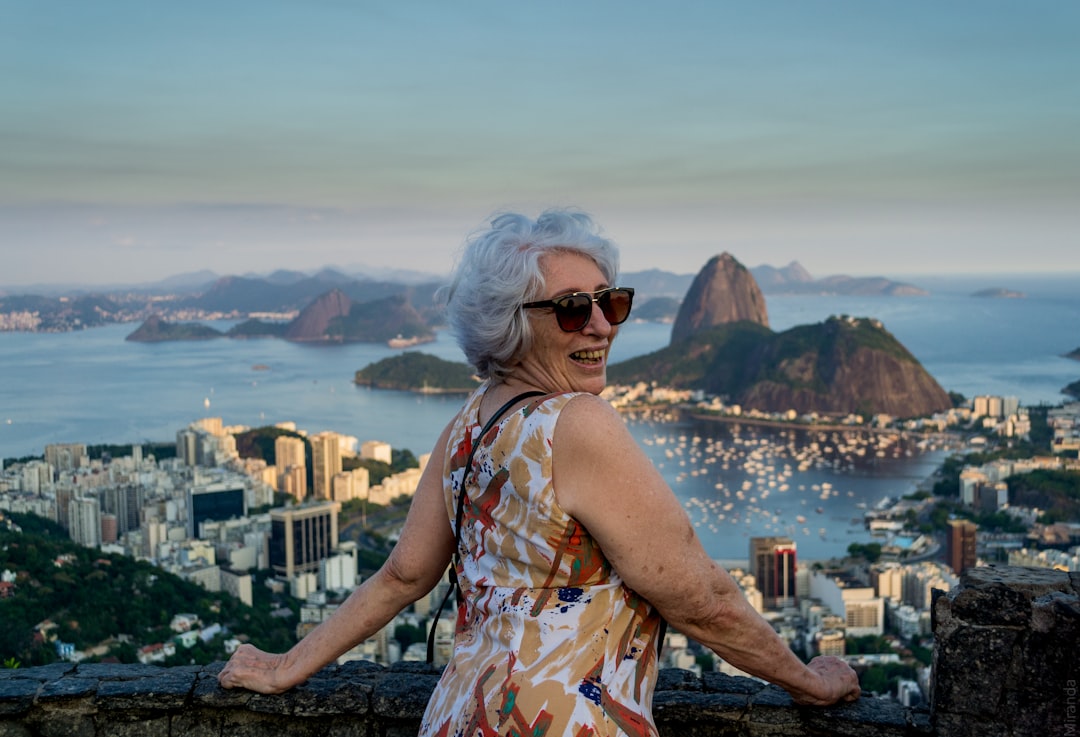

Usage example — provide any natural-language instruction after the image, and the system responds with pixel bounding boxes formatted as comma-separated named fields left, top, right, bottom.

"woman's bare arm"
left=553, top=395, right=860, bottom=706
left=218, top=421, right=457, bottom=694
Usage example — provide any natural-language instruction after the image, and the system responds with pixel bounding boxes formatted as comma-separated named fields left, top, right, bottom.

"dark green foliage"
left=910, top=643, right=933, bottom=666
left=328, top=295, right=434, bottom=342
left=846, top=542, right=883, bottom=563
left=355, top=351, right=478, bottom=392
left=1025, top=405, right=1052, bottom=450
left=393, top=623, right=425, bottom=650
left=847, top=634, right=893, bottom=654
left=2, top=454, right=43, bottom=466
left=347, top=447, right=419, bottom=486
left=609, top=321, right=773, bottom=395
left=226, top=319, right=288, bottom=338
left=125, top=316, right=223, bottom=342
left=0, top=512, right=296, bottom=665
left=608, top=316, right=945, bottom=416
left=859, top=662, right=918, bottom=696
left=234, top=426, right=312, bottom=489
left=1008, top=468, right=1080, bottom=522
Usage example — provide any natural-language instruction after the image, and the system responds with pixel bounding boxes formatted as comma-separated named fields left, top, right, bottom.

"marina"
left=624, top=408, right=952, bottom=561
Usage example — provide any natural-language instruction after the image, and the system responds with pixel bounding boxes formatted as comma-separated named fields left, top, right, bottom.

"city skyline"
left=2, top=1, right=1079, bottom=287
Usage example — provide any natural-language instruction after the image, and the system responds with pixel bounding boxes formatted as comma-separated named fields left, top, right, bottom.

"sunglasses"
left=523, top=287, right=635, bottom=332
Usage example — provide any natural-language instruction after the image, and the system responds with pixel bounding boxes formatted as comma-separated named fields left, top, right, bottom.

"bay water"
left=2, top=274, right=1078, bottom=560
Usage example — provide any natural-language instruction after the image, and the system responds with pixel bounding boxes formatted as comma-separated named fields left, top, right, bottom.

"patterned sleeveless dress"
left=420, top=386, right=663, bottom=737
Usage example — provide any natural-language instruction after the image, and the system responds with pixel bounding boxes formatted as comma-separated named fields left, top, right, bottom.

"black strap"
left=427, top=390, right=545, bottom=663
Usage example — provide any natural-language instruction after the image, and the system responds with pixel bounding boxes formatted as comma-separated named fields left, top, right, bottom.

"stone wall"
left=0, top=661, right=926, bottom=737
left=0, top=566, right=1075, bottom=737
left=931, top=566, right=1079, bottom=737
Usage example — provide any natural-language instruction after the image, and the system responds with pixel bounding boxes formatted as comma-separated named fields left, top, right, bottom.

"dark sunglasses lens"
left=553, top=294, right=593, bottom=331
left=599, top=289, right=633, bottom=325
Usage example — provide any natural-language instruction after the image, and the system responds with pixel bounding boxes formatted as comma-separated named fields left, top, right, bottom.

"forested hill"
left=0, top=512, right=294, bottom=667
left=354, top=352, right=479, bottom=393
left=609, top=315, right=952, bottom=418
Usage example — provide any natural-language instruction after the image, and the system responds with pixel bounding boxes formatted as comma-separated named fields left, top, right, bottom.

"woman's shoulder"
left=534, top=392, right=625, bottom=439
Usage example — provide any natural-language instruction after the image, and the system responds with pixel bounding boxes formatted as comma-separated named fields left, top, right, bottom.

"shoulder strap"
left=449, top=390, right=546, bottom=551
left=427, top=390, right=545, bottom=663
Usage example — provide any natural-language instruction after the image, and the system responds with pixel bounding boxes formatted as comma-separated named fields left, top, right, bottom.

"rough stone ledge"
left=931, top=565, right=1080, bottom=737
left=0, top=662, right=924, bottom=737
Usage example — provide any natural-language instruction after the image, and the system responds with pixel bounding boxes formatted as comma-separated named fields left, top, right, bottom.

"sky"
left=2, top=1, right=1078, bottom=288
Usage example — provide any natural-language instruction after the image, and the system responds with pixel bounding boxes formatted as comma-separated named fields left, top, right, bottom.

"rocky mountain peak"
left=284, top=289, right=352, bottom=341
left=670, top=252, right=770, bottom=345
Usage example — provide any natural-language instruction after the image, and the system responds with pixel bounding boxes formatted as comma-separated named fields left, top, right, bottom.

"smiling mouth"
left=571, top=349, right=606, bottom=365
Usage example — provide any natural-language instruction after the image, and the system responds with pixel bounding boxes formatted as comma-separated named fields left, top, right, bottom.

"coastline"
left=685, top=409, right=964, bottom=446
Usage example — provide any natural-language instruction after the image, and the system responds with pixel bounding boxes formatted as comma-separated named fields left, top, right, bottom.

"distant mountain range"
left=1, top=260, right=928, bottom=334
left=627, top=262, right=927, bottom=299
left=126, top=289, right=436, bottom=346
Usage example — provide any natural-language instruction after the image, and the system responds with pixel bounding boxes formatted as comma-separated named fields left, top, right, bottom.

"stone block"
left=38, top=676, right=98, bottom=701
left=97, top=714, right=170, bottom=737
left=0, top=680, right=38, bottom=717
left=0, top=720, right=32, bottom=737
left=95, top=670, right=195, bottom=710
left=371, top=671, right=439, bottom=719
left=801, top=696, right=911, bottom=737
left=656, top=667, right=702, bottom=692
left=703, top=671, right=764, bottom=695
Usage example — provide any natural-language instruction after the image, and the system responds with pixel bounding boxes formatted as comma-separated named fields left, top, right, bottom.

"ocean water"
left=2, top=277, right=1077, bottom=561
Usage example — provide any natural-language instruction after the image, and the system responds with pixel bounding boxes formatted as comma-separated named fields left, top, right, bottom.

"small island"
left=355, top=352, right=478, bottom=393
left=971, top=287, right=1025, bottom=299
left=125, top=315, right=223, bottom=342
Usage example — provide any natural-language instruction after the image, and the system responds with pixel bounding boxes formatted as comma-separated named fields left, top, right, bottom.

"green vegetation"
left=847, top=634, right=893, bottom=654
left=393, top=623, right=426, bottom=651
left=125, top=316, right=223, bottom=342
left=328, top=295, right=434, bottom=343
left=1009, top=469, right=1080, bottom=522
left=609, top=321, right=773, bottom=395
left=234, top=425, right=313, bottom=488
left=347, top=448, right=420, bottom=486
left=608, top=316, right=943, bottom=417
left=0, top=512, right=295, bottom=666
left=928, top=410, right=1077, bottom=528
left=827, top=315, right=914, bottom=363
left=846, top=542, right=883, bottom=563
left=226, top=319, right=288, bottom=338
left=355, top=351, right=478, bottom=393
left=859, top=662, right=918, bottom=697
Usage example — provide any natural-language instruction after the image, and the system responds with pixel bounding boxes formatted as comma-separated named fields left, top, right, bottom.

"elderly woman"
left=218, top=209, right=860, bottom=734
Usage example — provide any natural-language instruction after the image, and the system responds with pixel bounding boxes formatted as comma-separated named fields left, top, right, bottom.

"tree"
left=394, top=623, right=425, bottom=651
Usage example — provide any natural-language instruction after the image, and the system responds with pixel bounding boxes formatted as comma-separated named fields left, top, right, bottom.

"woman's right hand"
left=789, top=655, right=862, bottom=706
left=218, top=643, right=296, bottom=694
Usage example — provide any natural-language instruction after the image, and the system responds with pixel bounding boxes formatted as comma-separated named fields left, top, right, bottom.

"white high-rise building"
left=311, top=433, right=343, bottom=501
left=360, top=440, right=392, bottom=465
left=275, top=436, right=306, bottom=486
left=69, top=496, right=102, bottom=548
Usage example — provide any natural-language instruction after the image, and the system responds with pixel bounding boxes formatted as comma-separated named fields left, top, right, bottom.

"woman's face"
left=515, top=250, right=619, bottom=396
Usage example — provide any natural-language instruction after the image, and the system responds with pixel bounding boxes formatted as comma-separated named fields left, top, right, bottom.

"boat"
left=388, top=334, right=436, bottom=349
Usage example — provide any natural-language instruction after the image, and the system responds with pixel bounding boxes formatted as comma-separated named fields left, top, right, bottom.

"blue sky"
left=2, top=1, right=1078, bottom=287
